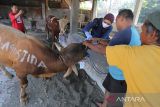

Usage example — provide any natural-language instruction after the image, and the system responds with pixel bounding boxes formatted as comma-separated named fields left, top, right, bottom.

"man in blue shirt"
left=82, top=13, right=115, bottom=40
left=88, top=9, right=141, bottom=107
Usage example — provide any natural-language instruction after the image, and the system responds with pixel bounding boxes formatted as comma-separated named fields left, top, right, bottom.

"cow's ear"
left=63, top=67, right=72, bottom=78
left=63, top=65, right=78, bottom=78
left=71, top=65, right=78, bottom=76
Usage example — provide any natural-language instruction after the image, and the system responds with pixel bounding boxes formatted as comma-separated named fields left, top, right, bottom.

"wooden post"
left=46, top=0, right=49, bottom=15
left=92, top=0, right=97, bottom=19
left=65, top=0, right=71, bottom=9
left=70, top=0, right=79, bottom=34
left=41, top=0, right=46, bottom=20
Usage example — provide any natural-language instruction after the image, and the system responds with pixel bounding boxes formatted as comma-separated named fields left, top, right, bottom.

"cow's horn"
left=71, top=65, right=78, bottom=76
left=63, top=67, right=72, bottom=78
left=51, top=17, right=56, bottom=23
left=54, top=42, right=62, bottom=51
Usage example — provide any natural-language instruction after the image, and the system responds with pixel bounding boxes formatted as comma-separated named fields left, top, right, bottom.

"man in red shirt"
left=9, top=3, right=25, bottom=33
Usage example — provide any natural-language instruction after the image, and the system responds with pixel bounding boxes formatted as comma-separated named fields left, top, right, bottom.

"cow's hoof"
left=7, top=74, right=14, bottom=79
left=20, top=95, right=28, bottom=105
left=3, top=71, right=14, bottom=79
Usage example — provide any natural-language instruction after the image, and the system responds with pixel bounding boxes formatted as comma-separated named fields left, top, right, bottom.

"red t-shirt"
left=9, top=12, right=25, bottom=33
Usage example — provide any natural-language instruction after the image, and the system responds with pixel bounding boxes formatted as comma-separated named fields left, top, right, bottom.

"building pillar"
left=70, top=0, right=79, bottom=34
left=92, top=0, right=98, bottom=19
left=41, top=0, right=46, bottom=20
left=133, top=0, right=143, bottom=25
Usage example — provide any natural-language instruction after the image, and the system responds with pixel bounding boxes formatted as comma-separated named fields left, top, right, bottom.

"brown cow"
left=0, top=24, right=87, bottom=104
left=45, top=15, right=60, bottom=42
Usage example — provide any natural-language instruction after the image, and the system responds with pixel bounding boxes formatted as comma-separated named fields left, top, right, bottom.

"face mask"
left=102, top=22, right=110, bottom=28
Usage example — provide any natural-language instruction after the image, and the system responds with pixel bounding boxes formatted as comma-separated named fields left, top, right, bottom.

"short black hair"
left=118, top=9, right=134, bottom=20
left=144, top=20, right=160, bottom=43
left=11, top=3, right=17, bottom=7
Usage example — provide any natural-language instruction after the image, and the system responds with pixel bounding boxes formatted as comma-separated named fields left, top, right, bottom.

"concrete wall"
left=47, top=8, right=70, bottom=19
left=0, top=5, right=11, bottom=19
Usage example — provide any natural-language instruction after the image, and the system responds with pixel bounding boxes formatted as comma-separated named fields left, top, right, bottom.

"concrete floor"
left=0, top=70, right=103, bottom=107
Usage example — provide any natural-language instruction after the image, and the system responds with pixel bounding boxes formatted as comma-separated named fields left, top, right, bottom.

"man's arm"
left=99, top=39, right=109, bottom=46
left=109, top=28, right=130, bottom=46
left=90, top=38, right=108, bottom=46
left=106, top=45, right=131, bottom=70
left=14, top=10, right=23, bottom=19
left=102, top=26, right=112, bottom=40
left=9, top=10, right=23, bottom=22
left=82, top=19, right=97, bottom=33
left=83, top=41, right=106, bottom=54
left=82, top=19, right=98, bottom=40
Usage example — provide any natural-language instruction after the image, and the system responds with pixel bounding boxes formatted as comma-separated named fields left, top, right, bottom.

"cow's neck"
left=44, top=49, right=68, bottom=73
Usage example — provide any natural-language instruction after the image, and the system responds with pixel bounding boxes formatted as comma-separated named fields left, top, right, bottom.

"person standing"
left=86, top=9, right=141, bottom=107
left=9, top=3, right=25, bottom=33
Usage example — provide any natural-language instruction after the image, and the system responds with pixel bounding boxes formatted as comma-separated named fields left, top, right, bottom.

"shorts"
left=103, top=73, right=127, bottom=93
left=103, top=73, right=127, bottom=107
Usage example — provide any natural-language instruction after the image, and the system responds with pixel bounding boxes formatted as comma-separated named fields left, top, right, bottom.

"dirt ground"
left=0, top=30, right=104, bottom=107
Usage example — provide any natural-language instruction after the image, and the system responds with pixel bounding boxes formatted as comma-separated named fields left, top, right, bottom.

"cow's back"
left=0, top=24, right=26, bottom=66
left=0, top=24, right=63, bottom=75
left=0, top=24, right=46, bottom=69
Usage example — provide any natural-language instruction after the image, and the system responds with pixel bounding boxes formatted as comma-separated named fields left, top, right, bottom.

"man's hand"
left=83, top=40, right=106, bottom=55
left=18, top=10, right=24, bottom=15
left=83, top=40, right=92, bottom=47
left=15, top=10, right=24, bottom=19
left=84, top=32, right=92, bottom=40
left=99, top=39, right=108, bottom=46
left=91, top=37, right=102, bottom=41
left=90, top=37, right=108, bottom=46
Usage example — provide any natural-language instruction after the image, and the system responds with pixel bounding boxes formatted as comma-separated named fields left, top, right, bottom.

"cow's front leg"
left=19, top=77, right=28, bottom=104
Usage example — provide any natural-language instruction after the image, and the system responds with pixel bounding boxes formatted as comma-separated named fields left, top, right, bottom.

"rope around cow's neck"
left=59, top=54, right=68, bottom=68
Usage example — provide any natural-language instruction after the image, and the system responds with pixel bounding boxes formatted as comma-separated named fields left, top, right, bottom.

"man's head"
left=11, top=3, right=18, bottom=14
left=141, top=11, right=160, bottom=45
left=102, top=13, right=114, bottom=28
left=116, top=9, right=134, bottom=31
